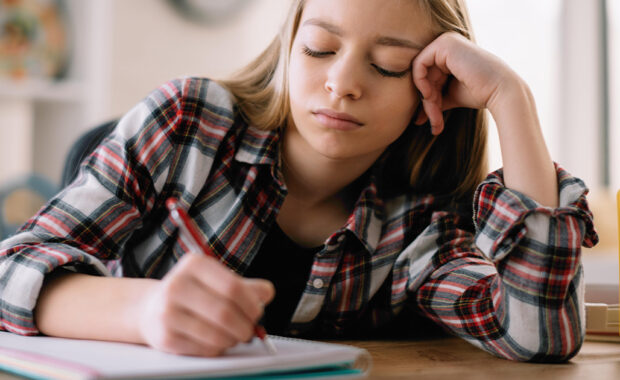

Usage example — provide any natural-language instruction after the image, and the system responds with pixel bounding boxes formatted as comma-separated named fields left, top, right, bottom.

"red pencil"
left=165, top=197, right=277, bottom=355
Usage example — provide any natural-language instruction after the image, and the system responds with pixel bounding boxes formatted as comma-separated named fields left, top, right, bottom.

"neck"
left=281, top=127, right=381, bottom=207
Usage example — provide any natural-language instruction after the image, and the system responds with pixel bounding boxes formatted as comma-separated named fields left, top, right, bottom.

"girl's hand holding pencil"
left=134, top=198, right=275, bottom=357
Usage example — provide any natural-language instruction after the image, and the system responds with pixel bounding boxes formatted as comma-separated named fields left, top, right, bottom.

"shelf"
left=0, top=78, right=87, bottom=103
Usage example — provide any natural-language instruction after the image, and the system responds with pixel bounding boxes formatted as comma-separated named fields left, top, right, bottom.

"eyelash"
left=301, top=46, right=409, bottom=79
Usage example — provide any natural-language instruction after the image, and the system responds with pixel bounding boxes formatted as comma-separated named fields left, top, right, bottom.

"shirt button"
left=312, top=278, right=324, bottom=289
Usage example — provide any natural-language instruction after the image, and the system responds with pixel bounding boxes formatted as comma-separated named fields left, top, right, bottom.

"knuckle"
left=246, top=307, right=259, bottom=323
left=158, top=307, right=177, bottom=329
left=248, top=302, right=263, bottom=322
left=157, top=330, right=181, bottom=352
left=212, top=303, right=234, bottom=323
left=161, top=276, right=186, bottom=300
left=188, top=252, right=206, bottom=264
left=210, top=332, right=236, bottom=349
left=173, top=254, right=190, bottom=271
left=222, top=277, right=243, bottom=298
left=178, top=253, right=198, bottom=269
left=202, top=346, right=224, bottom=357
left=241, top=326, right=254, bottom=342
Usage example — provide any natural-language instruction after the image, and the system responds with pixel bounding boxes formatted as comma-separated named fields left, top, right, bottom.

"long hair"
left=218, top=0, right=488, bottom=200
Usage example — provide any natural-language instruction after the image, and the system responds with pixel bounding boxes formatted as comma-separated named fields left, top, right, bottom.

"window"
left=468, top=1, right=617, bottom=261
left=467, top=0, right=561, bottom=173
left=468, top=0, right=613, bottom=194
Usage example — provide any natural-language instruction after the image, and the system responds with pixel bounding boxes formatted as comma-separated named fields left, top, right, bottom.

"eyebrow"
left=302, top=18, right=424, bottom=50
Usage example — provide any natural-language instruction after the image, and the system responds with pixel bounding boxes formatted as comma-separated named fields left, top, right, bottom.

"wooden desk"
left=342, top=337, right=620, bottom=379
left=1, top=337, right=619, bottom=379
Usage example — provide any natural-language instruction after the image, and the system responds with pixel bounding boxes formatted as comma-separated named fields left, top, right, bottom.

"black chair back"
left=61, top=120, right=118, bottom=188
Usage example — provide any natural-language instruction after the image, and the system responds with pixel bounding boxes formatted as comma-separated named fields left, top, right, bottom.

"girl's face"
left=288, top=0, right=435, bottom=162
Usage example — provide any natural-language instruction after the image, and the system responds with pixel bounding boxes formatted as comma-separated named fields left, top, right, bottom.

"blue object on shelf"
left=0, top=174, right=58, bottom=239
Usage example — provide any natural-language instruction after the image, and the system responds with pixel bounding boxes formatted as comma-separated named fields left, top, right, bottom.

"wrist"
left=486, top=72, right=532, bottom=118
left=120, top=278, right=159, bottom=345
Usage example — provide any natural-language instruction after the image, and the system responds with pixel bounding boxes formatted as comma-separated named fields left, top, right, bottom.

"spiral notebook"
left=0, top=332, right=371, bottom=379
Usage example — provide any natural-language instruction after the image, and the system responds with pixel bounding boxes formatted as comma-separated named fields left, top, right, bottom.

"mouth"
left=312, top=109, right=364, bottom=130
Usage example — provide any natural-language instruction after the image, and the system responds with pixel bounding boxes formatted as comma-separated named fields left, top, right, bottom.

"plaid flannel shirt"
left=0, top=77, right=598, bottom=362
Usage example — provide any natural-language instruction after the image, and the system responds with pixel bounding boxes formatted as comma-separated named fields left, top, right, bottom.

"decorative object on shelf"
left=166, top=0, right=250, bottom=26
left=0, top=0, right=70, bottom=80
left=0, top=173, right=58, bottom=239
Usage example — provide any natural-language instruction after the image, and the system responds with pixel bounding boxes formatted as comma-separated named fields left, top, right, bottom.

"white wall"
left=610, top=0, right=620, bottom=192
left=468, top=0, right=561, bottom=174
left=2, top=0, right=615, bottom=193
left=106, top=0, right=290, bottom=119
left=5, top=0, right=290, bottom=183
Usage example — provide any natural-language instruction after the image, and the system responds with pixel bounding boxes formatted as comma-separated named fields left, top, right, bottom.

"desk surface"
left=1, top=337, right=619, bottom=379
left=343, top=337, right=620, bottom=379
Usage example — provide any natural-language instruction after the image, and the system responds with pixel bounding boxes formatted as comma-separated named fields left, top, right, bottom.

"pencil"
left=165, top=197, right=277, bottom=355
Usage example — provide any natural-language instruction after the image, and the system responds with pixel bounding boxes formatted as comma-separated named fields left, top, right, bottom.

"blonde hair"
left=218, top=0, right=488, bottom=200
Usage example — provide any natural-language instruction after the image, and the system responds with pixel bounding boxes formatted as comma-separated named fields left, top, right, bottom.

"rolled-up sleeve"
left=0, top=78, right=199, bottom=335
left=411, top=163, right=598, bottom=362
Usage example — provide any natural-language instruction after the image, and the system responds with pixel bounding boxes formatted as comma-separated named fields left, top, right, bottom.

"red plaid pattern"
left=0, top=78, right=597, bottom=362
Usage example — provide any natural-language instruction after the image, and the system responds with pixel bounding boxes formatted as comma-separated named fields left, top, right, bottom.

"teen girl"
left=0, top=0, right=597, bottom=362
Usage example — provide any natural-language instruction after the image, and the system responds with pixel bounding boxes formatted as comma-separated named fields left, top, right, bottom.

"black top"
left=244, top=223, right=322, bottom=335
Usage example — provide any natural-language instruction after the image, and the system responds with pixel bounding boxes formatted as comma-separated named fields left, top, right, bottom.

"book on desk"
left=586, top=287, right=619, bottom=342
left=0, top=332, right=371, bottom=379
left=584, top=190, right=620, bottom=342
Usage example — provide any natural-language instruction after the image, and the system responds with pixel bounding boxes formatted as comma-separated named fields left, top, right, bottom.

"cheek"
left=289, top=50, right=324, bottom=97
left=375, top=87, right=418, bottom=133
left=288, top=59, right=308, bottom=110
left=288, top=55, right=316, bottom=127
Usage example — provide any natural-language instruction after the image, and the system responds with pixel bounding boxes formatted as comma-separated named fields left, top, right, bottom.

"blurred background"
left=0, top=0, right=617, bottom=273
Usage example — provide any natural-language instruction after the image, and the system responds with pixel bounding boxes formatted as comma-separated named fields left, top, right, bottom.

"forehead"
left=299, top=0, right=435, bottom=45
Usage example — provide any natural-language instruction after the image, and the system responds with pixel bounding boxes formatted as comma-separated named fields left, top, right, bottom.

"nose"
left=324, top=54, right=363, bottom=100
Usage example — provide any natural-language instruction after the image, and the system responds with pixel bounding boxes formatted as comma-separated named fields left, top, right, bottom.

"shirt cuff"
left=0, top=238, right=110, bottom=335
left=472, top=162, right=598, bottom=262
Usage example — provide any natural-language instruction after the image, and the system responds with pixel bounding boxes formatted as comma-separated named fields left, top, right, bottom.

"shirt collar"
left=234, top=123, right=287, bottom=189
left=340, top=162, right=385, bottom=253
left=234, top=124, right=281, bottom=166
left=235, top=121, right=386, bottom=254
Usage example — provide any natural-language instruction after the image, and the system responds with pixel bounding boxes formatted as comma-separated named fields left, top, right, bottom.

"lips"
left=312, top=108, right=364, bottom=130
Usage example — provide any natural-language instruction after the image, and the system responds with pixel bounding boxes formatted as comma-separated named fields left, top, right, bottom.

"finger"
left=174, top=339, right=224, bottom=358
left=169, top=274, right=257, bottom=342
left=413, top=35, right=452, bottom=80
left=413, top=56, right=449, bottom=133
left=169, top=308, right=239, bottom=352
left=442, top=79, right=480, bottom=110
left=244, top=278, right=275, bottom=305
left=427, top=67, right=449, bottom=95
left=179, top=254, right=265, bottom=323
left=413, top=49, right=450, bottom=100
left=414, top=108, right=428, bottom=125
left=156, top=328, right=226, bottom=357
left=421, top=98, right=444, bottom=135
left=414, top=66, right=447, bottom=104
left=413, top=82, right=444, bottom=131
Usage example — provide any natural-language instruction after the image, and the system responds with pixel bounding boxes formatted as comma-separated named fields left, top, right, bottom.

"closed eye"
left=302, top=46, right=333, bottom=57
left=302, top=45, right=409, bottom=79
left=371, top=64, right=409, bottom=78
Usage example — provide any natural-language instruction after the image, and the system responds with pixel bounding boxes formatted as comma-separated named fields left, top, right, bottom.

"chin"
left=314, top=147, right=353, bottom=160
left=312, top=141, right=373, bottom=161
left=306, top=135, right=350, bottom=157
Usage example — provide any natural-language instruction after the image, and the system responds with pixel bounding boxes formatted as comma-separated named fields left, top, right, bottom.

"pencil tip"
left=264, top=338, right=278, bottom=355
